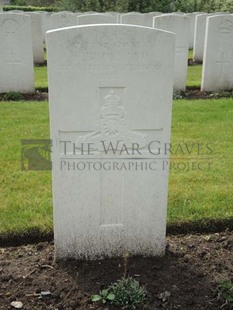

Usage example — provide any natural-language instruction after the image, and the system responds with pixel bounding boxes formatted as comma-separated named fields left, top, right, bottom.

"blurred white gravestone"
left=40, top=11, right=52, bottom=42
left=51, top=12, right=76, bottom=30
left=193, top=13, right=212, bottom=63
left=120, top=12, right=154, bottom=27
left=27, top=12, right=44, bottom=64
left=0, top=13, right=34, bottom=93
left=47, top=25, right=175, bottom=259
left=77, top=13, right=117, bottom=25
left=186, top=12, right=202, bottom=49
left=153, top=14, right=189, bottom=90
left=106, top=11, right=120, bottom=23
left=201, top=15, right=233, bottom=91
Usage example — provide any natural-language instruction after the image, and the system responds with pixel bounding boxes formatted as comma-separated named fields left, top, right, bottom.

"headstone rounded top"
left=47, top=23, right=176, bottom=38
left=46, top=22, right=175, bottom=259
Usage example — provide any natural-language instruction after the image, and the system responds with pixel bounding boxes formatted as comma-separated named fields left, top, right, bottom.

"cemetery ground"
left=0, top=59, right=233, bottom=309
left=1, top=98, right=233, bottom=309
left=1, top=99, right=233, bottom=238
left=0, top=231, right=232, bottom=309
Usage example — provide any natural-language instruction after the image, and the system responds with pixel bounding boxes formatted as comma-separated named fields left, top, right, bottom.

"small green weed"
left=3, top=92, right=24, bottom=101
left=218, top=280, right=233, bottom=306
left=173, top=90, right=184, bottom=99
left=91, top=289, right=115, bottom=304
left=91, top=277, right=147, bottom=309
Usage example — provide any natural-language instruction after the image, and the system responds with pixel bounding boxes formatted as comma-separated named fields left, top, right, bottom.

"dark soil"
left=1, top=88, right=233, bottom=102
left=0, top=91, right=48, bottom=102
left=1, top=231, right=233, bottom=310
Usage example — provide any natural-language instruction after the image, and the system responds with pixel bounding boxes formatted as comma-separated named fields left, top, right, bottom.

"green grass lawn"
left=188, top=49, right=193, bottom=59
left=169, top=98, right=233, bottom=224
left=0, top=102, right=52, bottom=236
left=34, top=66, right=48, bottom=90
left=187, top=49, right=202, bottom=88
left=0, top=99, right=232, bottom=237
left=186, top=64, right=202, bottom=88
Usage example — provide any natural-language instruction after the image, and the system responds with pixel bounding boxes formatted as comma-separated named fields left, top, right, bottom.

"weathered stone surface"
left=120, top=12, right=154, bottom=27
left=47, top=25, right=175, bottom=259
left=40, top=11, right=52, bottom=42
left=0, top=13, right=34, bottom=93
left=186, top=12, right=203, bottom=49
left=51, top=12, right=76, bottom=30
left=193, top=13, right=211, bottom=63
left=201, top=15, right=233, bottom=91
left=27, top=12, right=44, bottom=64
left=153, top=14, right=189, bottom=90
left=77, top=13, right=117, bottom=25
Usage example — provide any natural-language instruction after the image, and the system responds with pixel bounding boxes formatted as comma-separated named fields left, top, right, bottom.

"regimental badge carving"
left=77, top=89, right=148, bottom=150
left=218, top=20, right=233, bottom=35
left=1, top=18, right=19, bottom=35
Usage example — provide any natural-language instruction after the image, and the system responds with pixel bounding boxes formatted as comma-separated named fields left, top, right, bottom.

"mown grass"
left=168, top=98, right=233, bottom=224
left=186, top=64, right=202, bottom=88
left=188, top=49, right=193, bottom=59
left=187, top=49, right=202, bottom=88
left=0, top=102, right=52, bottom=236
left=0, top=99, right=232, bottom=236
left=34, top=66, right=48, bottom=90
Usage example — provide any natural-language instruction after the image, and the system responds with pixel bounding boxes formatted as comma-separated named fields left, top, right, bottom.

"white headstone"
left=75, top=12, right=82, bottom=17
left=27, top=12, right=44, bottom=64
left=0, top=13, right=34, bottom=93
left=193, top=13, right=212, bottom=63
left=153, top=14, right=189, bottom=90
left=186, top=12, right=202, bottom=49
left=47, top=24, right=175, bottom=260
left=77, top=13, right=117, bottom=25
left=120, top=12, right=154, bottom=27
left=51, top=12, right=76, bottom=30
left=106, top=11, right=120, bottom=23
left=40, top=11, right=52, bottom=42
left=201, top=15, right=233, bottom=91
left=193, top=13, right=228, bottom=63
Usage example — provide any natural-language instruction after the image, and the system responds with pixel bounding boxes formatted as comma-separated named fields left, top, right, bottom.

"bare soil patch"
left=0, top=231, right=232, bottom=310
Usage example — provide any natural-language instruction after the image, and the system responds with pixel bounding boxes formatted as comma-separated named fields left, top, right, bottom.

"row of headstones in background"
left=0, top=11, right=189, bottom=93
left=1, top=11, right=233, bottom=93
left=51, top=11, right=233, bottom=91
left=66, top=12, right=189, bottom=91
left=41, top=12, right=188, bottom=44
left=3, top=11, right=199, bottom=61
